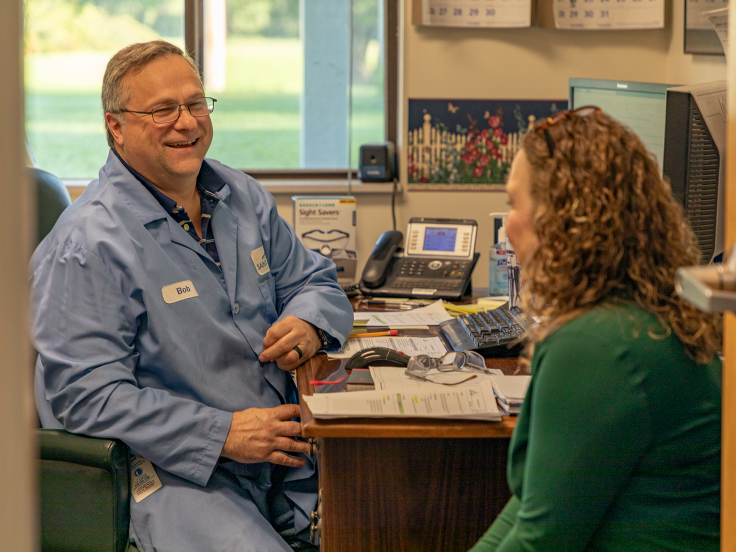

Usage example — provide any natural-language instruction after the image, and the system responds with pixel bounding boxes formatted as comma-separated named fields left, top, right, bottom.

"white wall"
left=274, top=0, right=726, bottom=292
left=1, top=1, right=37, bottom=550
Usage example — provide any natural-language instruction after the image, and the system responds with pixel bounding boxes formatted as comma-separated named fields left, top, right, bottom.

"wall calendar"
left=418, top=0, right=532, bottom=28
left=552, top=0, right=665, bottom=30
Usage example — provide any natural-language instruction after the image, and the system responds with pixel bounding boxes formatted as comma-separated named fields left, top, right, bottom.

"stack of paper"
left=353, top=299, right=453, bottom=329
left=303, top=384, right=502, bottom=421
left=330, top=336, right=447, bottom=359
left=490, top=375, right=531, bottom=415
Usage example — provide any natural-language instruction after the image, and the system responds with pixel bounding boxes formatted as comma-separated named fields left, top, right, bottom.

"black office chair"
left=31, top=167, right=133, bottom=552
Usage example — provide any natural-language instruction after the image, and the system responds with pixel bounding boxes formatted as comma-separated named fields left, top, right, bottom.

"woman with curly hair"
left=470, top=108, right=722, bottom=552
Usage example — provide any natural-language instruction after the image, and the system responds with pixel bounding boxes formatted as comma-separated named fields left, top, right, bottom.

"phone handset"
left=360, top=230, right=404, bottom=289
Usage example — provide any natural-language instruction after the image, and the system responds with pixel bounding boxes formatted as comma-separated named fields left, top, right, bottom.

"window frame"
left=185, top=0, right=399, bottom=188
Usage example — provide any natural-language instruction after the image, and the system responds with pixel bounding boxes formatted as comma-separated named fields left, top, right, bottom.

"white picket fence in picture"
left=408, top=113, right=535, bottom=181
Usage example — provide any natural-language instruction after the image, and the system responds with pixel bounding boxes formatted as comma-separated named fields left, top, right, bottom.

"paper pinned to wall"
left=419, top=0, right=532, bottom=28
left=705, top=7, right=729, bottom=59
left=552, top=0, right=664, bottom=30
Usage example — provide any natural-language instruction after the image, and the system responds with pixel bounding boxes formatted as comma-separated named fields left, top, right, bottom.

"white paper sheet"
left=422, top=0, right=532, bottom=28
left=706, top=7, right=729, bottom=58
left=330, top=336, right=448, bottom=359
left=303, top=384, right=502, bottom=421
left=553, top=0, right=664, bottom=30
left=491, top=375, right=531, bottom=403
left=354, top=299, right=453, bottom=327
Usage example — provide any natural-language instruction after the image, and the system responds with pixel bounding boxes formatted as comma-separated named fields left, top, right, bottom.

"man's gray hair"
left=102, top=40, right=202, bottom=148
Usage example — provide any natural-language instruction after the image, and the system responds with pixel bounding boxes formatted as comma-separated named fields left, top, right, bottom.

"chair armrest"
left=38, top=429, right=130, bottom=552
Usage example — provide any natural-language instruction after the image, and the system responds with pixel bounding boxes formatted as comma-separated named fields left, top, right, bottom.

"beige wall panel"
left=0, top=1, right=37, bottom=550
left=666, top=0, right=728, bottom=85
left=406, top=26, right=671, bottom=99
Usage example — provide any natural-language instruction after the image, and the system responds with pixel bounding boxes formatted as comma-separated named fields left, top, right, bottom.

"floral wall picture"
left=407, top=99, right=567, bottom=190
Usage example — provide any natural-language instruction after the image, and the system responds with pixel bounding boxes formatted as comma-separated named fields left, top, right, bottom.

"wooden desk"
left=297, top=329, right=521, bottom=552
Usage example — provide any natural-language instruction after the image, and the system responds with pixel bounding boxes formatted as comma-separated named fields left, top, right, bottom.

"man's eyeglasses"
left=119, top=97, right=217, bottom=124
left=405, top=351, right=491, bottom=385
left=534, top=105, right=601, bottom=158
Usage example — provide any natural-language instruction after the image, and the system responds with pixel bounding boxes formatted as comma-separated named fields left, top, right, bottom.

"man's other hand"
left=259, top=316, right=320, bottom=370
left=220, top=405, right=309, bottom=467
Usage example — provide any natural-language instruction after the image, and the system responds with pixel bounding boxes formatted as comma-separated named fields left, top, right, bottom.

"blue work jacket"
left=30, top=152, right=352, bottom=540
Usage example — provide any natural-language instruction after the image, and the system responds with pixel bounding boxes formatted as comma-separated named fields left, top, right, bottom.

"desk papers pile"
left=491, top=375, right=531, bottom=415
left=303, top=385, right=501, bottom=421
left=304, top=365, right=502, bottom=421
left=353, top=299, right=453, bottom=328
left=329, top=336, right=447, bottom=359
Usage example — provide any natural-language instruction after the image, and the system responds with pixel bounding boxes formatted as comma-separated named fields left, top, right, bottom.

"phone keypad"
left=398, top=259, right=470, bottom=279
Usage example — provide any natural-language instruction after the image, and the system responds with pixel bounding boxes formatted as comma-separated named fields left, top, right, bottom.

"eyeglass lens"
left=438, top=352, right=466, bottom=371
left=152, top=98, right=216, bottom=123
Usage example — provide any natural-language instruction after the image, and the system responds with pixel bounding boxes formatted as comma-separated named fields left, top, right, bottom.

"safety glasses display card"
left=293, top=196, right=357, bottom=284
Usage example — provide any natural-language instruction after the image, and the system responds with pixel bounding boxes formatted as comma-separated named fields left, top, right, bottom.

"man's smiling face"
left=107, top=54, right=213, bottom=193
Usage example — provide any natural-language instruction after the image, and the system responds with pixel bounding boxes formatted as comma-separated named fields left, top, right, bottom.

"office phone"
left=359, top=217, right=479, bottom=300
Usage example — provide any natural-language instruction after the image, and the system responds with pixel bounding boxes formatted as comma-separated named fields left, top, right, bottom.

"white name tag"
left=162, top=280, right=198, bottom=304
left=130, top=455, right=162, bottom=503
left=251, top=246, right=270, bottom=275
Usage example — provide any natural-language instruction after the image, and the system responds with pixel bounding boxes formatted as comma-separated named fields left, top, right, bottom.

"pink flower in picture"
left=479, top=155, right=490, bottom=167
left=493, top=127, right=504, bottom=138
left=473, top=165, right=484, bottom=177
left=489, top=115, right=500, bottom=128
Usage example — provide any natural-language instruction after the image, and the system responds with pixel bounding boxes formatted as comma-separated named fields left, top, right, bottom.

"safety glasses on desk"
left=404, top=351, right=490, bottom=385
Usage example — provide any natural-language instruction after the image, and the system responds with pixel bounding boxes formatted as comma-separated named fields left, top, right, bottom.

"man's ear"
left=105, top=112, right=125, bottom=148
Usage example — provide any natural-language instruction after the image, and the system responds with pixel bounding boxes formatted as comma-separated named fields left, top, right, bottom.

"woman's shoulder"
left=533, top=302, right=720, bottom=392
left=540, top=303, right=659, bottom=351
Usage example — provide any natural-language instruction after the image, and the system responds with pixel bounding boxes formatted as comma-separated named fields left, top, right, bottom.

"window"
left=24, top=0, right=186, bottom=178
left=24, top=0, right=396, bottom=180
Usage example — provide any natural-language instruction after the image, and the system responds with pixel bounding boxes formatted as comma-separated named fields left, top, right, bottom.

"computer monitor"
left=662, top=81, right=727, bottom=265
left=569, top=78, right=672, bottom=171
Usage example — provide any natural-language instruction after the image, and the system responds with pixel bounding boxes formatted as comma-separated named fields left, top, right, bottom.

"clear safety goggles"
left=404, top=351, right=490, bottom=385
left=300, top=230, right=350, bottom=256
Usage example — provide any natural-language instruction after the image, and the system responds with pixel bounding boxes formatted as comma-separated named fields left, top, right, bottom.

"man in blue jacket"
left=30, top=40, right=353, bottom=552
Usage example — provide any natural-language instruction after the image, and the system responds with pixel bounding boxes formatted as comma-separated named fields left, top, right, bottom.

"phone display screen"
left=423, top=227, right=457, bottom=252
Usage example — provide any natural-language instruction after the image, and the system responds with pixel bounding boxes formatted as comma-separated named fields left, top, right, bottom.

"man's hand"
left=220, top=405, right=309, bottom=467
left=259, top=316, right=321, bottom=371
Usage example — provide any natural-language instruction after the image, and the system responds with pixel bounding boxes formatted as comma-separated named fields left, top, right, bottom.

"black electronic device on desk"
left=440, top=306, right=538, bottom=358
left=359, top=217, right=479, bottom=301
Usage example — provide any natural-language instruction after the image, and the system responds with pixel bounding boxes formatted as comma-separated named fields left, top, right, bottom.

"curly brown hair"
left=520, top=110, right=721, bottom=364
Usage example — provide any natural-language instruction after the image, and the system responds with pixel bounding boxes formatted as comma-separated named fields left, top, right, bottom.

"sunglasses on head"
left=534, top=106, right=602, bottom=158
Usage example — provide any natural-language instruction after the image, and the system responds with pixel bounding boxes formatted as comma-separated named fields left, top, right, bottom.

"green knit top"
left=470, top=304, right=721, bottom=552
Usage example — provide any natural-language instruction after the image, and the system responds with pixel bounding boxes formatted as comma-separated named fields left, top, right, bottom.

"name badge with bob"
left=162, top=280, right=198, bottom=304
